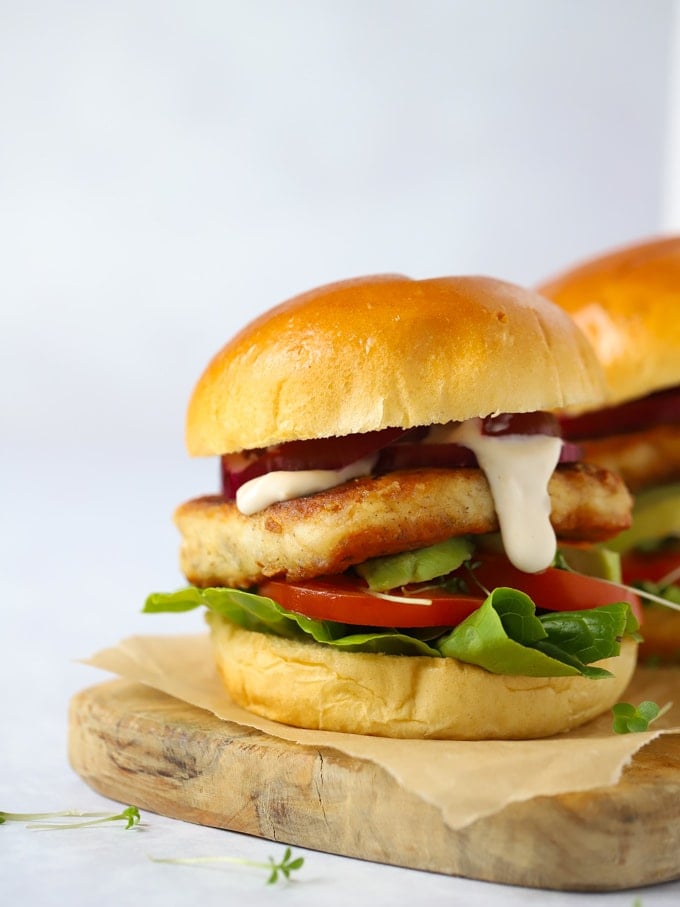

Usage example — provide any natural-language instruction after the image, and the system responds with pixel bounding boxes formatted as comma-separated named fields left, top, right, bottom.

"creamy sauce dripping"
left=236, top=455, right=376, bottom=516
left=445, top=419, right=562, bottom=573
left=235, top=419, right=562, bottom=574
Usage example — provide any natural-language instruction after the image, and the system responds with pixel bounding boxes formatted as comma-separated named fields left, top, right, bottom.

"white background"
left=2, top=2, right=680, bottom=904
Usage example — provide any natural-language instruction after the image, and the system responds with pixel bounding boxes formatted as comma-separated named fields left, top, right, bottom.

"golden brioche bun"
left=187, top=274, right=606, bottom=455
left=537, top=235, right=680, bottom=406
left=207, top=614, right=637, bottom=740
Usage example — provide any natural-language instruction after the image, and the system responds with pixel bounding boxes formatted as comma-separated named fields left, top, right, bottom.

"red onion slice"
left=560, top=385, right=680, bottom=440
left=220, top=416, right=581, bottom=498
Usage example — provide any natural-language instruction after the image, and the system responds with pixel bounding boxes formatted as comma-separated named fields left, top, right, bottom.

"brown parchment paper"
left=82, top=633, right=680, bottom=830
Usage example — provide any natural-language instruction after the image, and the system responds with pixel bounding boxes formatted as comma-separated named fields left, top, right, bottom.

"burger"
left=145, top=274, right=640, bottom=739
left=538, top=236, right=680, bottom=661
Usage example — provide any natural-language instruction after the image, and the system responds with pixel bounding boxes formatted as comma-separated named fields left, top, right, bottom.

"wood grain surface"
left=68, top=679, right=680, bottom=892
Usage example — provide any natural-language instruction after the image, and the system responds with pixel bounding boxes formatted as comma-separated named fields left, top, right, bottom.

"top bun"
left=187, top=274, right=606, bottom=455
left=537, top=235, right=680, bottom=407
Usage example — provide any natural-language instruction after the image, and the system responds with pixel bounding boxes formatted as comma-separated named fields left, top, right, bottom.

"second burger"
left=538, top=236, right=680, bottom=661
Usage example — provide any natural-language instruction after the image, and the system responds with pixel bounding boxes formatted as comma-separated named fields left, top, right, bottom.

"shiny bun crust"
left=537, top=235, right=680, bottom=406
left=187, top=275, right=606, bottom=455
left=207, top=614, right=637, bottom=740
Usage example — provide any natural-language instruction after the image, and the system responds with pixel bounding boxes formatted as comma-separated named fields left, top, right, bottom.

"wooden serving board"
left=68, top=679, right=680, bottom=892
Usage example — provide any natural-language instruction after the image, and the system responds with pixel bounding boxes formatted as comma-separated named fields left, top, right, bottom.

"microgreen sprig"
left=612, top=701, right=672, bottom=734
left=149, top=845, right=304, bottom=884
left=1, top=805, right=141, bottom=830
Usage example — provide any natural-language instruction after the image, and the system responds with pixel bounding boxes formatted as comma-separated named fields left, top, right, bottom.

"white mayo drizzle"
left=235, top=419, right=562, bottom=574
left=236, top=454, right=377, bottom=516
left=444, top=419, right=562, bottom=573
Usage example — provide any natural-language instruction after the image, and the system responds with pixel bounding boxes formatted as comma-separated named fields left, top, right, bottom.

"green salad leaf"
left=612, top=700, right=672, bottom=734
left=436, top=589, right=633, bottom=677
left=145, top=586, right=440, bottom=654
left=144, top=584, right=637, bottom=678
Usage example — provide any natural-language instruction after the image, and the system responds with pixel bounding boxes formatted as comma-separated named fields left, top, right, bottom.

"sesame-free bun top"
left=537, top=235, right=680, bottom=407
left=187, top=274, right=607, bottom=456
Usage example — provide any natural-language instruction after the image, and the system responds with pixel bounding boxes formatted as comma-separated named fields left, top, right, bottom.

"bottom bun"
left=207, top=614, right=638, bottom=740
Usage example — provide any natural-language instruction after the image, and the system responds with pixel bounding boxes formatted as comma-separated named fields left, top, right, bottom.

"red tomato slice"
left=259, top=553, right=643, bottom=628
left=258, top=575, right=484, bottom=628
left=621, top=548, right=680, bottom=586
left=465, top=553, right=643, bottom=622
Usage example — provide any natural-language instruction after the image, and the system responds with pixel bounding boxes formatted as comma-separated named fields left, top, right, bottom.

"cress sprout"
left=612, top=701, right=672, bottom=734
left=148, top=845, right=305, bottom=884
left=0, top=805, right=141, bottom=830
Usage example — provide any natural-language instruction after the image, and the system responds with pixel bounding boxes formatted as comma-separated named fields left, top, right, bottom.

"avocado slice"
left=557, top=544, right=622, bottom=582
left=355, top=536, right=474, bottom=592
left=607, top=482, right=680, bottom=555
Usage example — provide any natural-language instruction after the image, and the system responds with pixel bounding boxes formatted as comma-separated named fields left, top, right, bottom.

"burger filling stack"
left=146, top=274, right=641, bottom=739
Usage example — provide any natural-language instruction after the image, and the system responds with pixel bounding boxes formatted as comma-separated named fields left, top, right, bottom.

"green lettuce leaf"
left=144, top=584, right=637, bottom=677
left=437, top=588, right=633, bottom=677
left=144, top=587, right=440, bottom=655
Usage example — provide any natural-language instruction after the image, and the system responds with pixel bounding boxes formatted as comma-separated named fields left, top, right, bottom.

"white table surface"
left=3, top=447, right=680, bottom=907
